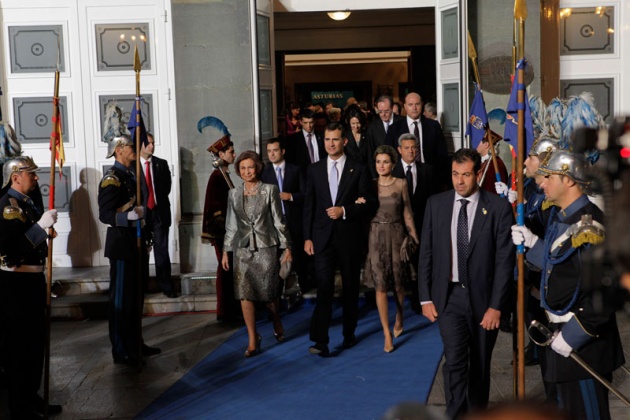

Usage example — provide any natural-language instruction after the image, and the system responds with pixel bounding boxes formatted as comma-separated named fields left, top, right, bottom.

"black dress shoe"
left=163, top=291, right=179, bottom=298
left=32, top=403, right=63, bottom=417
left=142, top=344, right=161, bottom=356
left=308, top=343, right=329, bottom=356
left=342, top=335, right=358, bottom=349
left=30, top=395, right=63, bottom=416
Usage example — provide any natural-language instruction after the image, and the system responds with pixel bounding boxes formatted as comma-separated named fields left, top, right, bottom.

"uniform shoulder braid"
left=568, top=214, right=605, bottom=248
left=100, top=169, right=121, bottom=189
left=3, top=197, right=26, bottom=222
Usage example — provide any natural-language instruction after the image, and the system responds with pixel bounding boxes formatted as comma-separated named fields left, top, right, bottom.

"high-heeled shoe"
left=244, top=334, right=262, bottom=358
left=384, top=337, right=394, bottom=353
left=273, top=331, right=285, bottom=343
left=384, top=331, right=394, bottom=353
left=393, top=326, right=404, bottom=338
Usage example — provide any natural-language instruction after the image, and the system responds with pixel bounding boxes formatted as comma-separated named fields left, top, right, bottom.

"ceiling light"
left=327, top=11, right=351, bottom=21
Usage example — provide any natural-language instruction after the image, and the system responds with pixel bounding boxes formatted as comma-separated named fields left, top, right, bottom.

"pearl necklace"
left=244, top=181, right=261, bottom=195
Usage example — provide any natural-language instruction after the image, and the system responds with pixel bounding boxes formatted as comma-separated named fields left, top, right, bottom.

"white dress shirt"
left=450, top=190, right=480, bottom=283
left=406, top=116, right=425, bottom=163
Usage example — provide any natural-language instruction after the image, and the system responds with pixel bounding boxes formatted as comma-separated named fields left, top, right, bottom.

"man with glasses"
left=366, top=95, right=403, bottom=178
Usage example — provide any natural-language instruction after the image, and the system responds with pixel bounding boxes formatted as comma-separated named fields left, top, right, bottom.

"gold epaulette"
left=570, top=214, right=605, bottom=248
left=3, top=198, right=25, bottom=222
left=101, top=174, right=120, bottom=188
left=541, top=200, right=554, bottom=211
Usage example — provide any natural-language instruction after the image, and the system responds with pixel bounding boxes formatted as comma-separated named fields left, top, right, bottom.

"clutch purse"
left=400, top=236, right=418, bottom=263
left=279, top=258, right=292, bottom=280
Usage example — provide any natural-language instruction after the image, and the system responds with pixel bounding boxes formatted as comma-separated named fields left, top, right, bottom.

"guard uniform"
left=0, top=188, right=48, bottom=417
left=98, top=161, right=145, bottom=363
left=202, top=168, right=238, bottom=321
left=526, top=195, right=625, bottom=418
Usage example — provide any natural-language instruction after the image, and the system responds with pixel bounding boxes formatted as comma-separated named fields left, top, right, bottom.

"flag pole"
left=467, top=32, right=503, bottom=194
left=133, top=44, right=143, bottom=372
left=43, top=45, right=61, bottom=420
left=514, top=0, right=527, bottom=400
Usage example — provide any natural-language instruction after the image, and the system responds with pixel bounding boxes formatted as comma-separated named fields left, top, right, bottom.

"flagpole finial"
left=514, top=0, right=527, bottom=20
left=133, top=44, right=141, bottom=73
left=56, top=40, right=61, bottom=72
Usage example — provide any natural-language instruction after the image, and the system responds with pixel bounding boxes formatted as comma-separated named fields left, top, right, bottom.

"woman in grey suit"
left=221, top=151, right=292, bottom=357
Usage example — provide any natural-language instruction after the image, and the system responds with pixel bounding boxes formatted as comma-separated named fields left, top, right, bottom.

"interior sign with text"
left=311, top=91, right=354, bottom=107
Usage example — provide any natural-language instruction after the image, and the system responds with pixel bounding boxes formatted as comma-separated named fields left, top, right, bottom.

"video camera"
left=573, top=118, right=630, bottom=312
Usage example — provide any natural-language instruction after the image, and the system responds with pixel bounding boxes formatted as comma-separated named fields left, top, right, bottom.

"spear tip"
left=467, top=30, right=477, bottom=60
left=133, top=44, right=141, bottom=72
left=514, top=0, right=528, bottom=20
left=56, top=40, right=61, bottom=72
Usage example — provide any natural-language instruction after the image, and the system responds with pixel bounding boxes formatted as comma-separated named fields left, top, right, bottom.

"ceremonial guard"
left=512, top=150, right=625, bottom=419
left=0, top=156, right=62, bottom=418
left=200, top=116, right=239, bottom=322
left=98, top=104, right=160, bottom=366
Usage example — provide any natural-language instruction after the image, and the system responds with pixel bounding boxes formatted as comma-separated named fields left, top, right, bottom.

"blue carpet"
left=137, top=299, right=443, bottom=420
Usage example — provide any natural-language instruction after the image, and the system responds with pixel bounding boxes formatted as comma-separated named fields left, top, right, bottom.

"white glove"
left=495, top=182, right=509, bottom=196
left=551, top=331, right=573, bottom=358
left=507, top=189, right=517, bottom=204
left=511, top=225, right=538, bottom=248
left=127, top=206, right=144, bottom=221
left=37, top=209, right=58, bottom=229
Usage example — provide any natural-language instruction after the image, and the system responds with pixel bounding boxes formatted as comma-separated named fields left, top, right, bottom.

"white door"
left=435, top=0, right=467, bottom=152
left=0, top=0, right=179, bottom=267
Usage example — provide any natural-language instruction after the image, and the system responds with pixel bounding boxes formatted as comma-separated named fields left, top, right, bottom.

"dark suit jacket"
left=261, top=161, right=305, bottom=239
left=303, top=156, right=377, bottom=255
left=392, top=160, right=435, bottom=239
left=418, top=189, right=514, bottom=321
left=385, top=116, right=448, bottom=167
left=343, top=131, right=368, bottom=166
left=139, top=156, right=172, bottom=227
left=366, top=115, right=403, bottom=178
left=284, top=130, right=325, bottom=173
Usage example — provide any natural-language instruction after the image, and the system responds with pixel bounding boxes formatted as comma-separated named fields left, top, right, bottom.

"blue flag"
left=128, top=97, right=148, bottom=147
left=465, top=86, right=488, bottom=149
left=503, top=59, right=534, bottom=156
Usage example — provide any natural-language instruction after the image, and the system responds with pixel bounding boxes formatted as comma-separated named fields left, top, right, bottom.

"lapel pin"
left=482, top=208, right=487, bottom=215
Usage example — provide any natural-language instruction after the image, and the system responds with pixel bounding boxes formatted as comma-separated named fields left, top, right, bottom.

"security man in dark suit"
left=139, top=133, right=177, bottom=297
left=284, top=109, right=326, bottom=175
left=419, top=148, right=514, bottom=418
left=303, top=122, right=377, bottom=356
left=392, top=133, right=436, bottom=313
left=386, top=92, right=449, bottom=189
left=98, top=133, right=160, bottom=367
left=261, top=137, right=313, bottom=292
left=366, top=95, right=403, bottom=179
left=0, top=156, right=62, bottom=419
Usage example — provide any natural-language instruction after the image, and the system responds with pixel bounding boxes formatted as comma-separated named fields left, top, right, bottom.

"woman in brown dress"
left=222, top=151, right=292, bottom=357
left=364, top=145, right=418, bottom=352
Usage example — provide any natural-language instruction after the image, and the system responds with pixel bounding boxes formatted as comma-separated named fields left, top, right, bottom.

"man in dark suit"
left=418, top=148, right=514, bottom=418
left=261, top=137, right=313, bottom=292
left=392, top=133, right=435, bottom=313
left=139, top=133, right=177, bottom=297
left=366, top=95, right=403, bottom=178
left=386, top=92, right=449, bottom=188
left=284, top=109, right=325, bottom=174
left=303, top=122, right=377, bottom=356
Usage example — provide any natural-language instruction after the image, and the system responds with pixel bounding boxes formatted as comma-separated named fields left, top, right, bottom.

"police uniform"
left=0, top=188, right=48, bottom=417
left=526, top=195, right=624, bottom=418
left=98, top=161, right=145, bottom=364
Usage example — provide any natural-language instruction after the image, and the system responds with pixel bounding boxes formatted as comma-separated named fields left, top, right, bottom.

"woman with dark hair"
left=343, top=105, right=368, bottom=165
left=222, top=150, right=292, bottom=357
left=285, top=102, right=301, bottom=135
left=363, top=145, right=418, bottom=352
